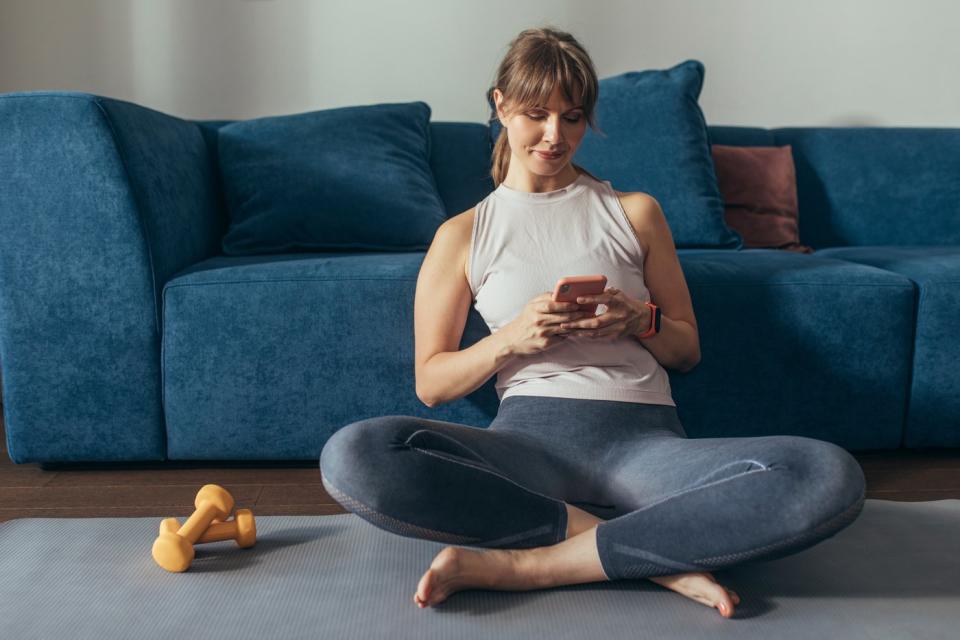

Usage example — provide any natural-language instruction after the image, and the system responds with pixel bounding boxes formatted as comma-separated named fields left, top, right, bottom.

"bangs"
left=506, top=53, right=587, bottom=113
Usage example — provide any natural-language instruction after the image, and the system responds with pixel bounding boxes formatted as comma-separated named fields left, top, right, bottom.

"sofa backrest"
left=196, top=118, right=960, bottom=251
left=196, top=119, right=495, bottom=225
left=708, top=125, right=960, bottom=249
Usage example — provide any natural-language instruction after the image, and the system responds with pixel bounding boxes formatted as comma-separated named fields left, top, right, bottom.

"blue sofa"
left=1, top=91, right=958, bottom=466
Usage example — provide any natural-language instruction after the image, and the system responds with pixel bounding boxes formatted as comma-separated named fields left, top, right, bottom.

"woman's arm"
left=633, top=312, right=701, bottom=373
left=415, top=213, right=519, bottom=407
left=621, top=192, right=701, bottom=372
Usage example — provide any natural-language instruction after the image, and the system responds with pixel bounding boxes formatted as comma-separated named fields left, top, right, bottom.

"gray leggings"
left=319, top=395, right=866, bottom=581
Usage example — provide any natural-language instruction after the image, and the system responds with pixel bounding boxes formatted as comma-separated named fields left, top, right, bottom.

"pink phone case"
left=553, top=274, right=607, bottom=314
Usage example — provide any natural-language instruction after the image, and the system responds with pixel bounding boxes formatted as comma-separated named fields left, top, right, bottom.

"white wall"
left=1, top=0, right=957, bottom=127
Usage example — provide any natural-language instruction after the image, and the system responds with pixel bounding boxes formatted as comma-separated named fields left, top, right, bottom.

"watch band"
left=637, top=302, right=661, bottom=339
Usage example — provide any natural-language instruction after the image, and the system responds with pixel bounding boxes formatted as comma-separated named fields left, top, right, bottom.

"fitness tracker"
left=637, top=302, right=661, bottom=339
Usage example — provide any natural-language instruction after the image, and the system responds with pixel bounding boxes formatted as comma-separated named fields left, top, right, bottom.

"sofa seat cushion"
left=672, top=248, right=916, bottom=449
left=161, top=249, right=919, bottom=459
left=160, top=253, right=498, bottom=460
left=814, top=246, right=960, bottom=447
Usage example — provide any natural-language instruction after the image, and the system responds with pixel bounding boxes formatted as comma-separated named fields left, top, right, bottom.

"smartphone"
left=553, top=274, right=607, bottom=315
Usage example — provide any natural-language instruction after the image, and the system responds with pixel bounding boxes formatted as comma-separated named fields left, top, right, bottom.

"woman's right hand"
left=501, top=291, right=593, bottom=356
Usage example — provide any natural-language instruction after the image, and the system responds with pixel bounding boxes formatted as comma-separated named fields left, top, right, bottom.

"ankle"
left=505, top=548, right=552, bottom=590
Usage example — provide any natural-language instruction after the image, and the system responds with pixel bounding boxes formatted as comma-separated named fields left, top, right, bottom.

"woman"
left=319, top=26, right=866, bottom=619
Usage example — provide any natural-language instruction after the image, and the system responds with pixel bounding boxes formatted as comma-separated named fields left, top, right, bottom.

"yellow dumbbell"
left=152, top=484, right=234, bottom=572
left=159, top=509, right=257, bottom=548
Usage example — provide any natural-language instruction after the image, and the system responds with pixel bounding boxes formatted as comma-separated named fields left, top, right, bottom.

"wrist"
left=494, top=324, right=518, bottom=362
left=635, top=301, right=661, bottom=339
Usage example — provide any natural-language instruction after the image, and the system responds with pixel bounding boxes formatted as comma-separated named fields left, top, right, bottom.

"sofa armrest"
left=0, top=91, right=224, bottom=463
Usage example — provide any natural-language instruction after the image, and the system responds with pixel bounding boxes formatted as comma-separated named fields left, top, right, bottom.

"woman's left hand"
left=559, top=287, right=650, bottom=340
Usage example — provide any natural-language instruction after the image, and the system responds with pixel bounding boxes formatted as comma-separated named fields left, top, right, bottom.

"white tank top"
left=468, top=170, right=676, bottom=406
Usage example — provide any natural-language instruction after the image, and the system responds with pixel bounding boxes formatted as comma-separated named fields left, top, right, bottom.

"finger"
left=568, top=324, right=620, bottom=337
left=559, top=311, right=595, bottom=327
left=575, top=331, right=611, bottom=339
left=560, top=318, right=599, bottom=330
left=569, top=314, right=615, bottom=328
left=577, top=293, right=616, bottom=305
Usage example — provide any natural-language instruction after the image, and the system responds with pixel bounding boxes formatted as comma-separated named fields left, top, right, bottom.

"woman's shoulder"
left=573, top=165, right=656, bottom=256
left=439, top=207, right=477, bottom=283
left=609, top=188, right=659, bottom=257
left=577, top=166, right=652, bottom=204
left=446, top=206, right=477, bottom=234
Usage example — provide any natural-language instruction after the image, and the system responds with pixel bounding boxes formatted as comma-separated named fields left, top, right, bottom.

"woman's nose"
left=543, top=117, right=563, bottom=142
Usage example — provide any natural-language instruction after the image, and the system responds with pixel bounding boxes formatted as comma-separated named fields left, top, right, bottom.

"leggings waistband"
left=489, top=395, right=687, bottom=440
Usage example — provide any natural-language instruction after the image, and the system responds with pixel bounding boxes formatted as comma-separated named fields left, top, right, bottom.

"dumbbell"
left=152, top=484, right=234, bottom=572
left=159, top=508, right=257, bottom=548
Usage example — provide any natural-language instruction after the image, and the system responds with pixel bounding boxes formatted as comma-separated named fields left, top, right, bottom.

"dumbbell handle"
left=160, top=510, right=255, bottom=547
left=202, top=521, right=237, bottom=542
left=161, top=518, right=232, bottom=543
left=178, top=499, right=228, bottom=543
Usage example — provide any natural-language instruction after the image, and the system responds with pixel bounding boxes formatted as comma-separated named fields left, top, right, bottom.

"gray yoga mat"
left=1, top=499, right=958, bottom=639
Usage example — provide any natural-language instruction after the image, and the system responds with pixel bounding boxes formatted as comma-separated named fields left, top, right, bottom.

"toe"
left=415, top=571, right=433, bottom=606
left=717, top=593, right=738, bottom=618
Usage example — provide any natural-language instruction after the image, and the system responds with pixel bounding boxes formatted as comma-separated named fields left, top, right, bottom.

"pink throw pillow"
left=711, top=144, right=814, bottom=253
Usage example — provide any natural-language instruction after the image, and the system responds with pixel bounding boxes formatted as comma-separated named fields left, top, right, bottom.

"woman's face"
left=494, top=86, right=587, bottom=176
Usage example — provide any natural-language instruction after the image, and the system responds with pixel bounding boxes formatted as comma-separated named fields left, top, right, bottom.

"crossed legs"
left=319, top=400, right=865, bottom=616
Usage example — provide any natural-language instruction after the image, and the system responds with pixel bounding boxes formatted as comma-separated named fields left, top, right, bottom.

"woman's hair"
left=486, top=26, right=604, bottom=187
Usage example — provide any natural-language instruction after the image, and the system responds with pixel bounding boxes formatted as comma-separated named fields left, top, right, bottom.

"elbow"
left=678, top=350, right=701, bottom=373
left=416, top=386, right=437, bottom=409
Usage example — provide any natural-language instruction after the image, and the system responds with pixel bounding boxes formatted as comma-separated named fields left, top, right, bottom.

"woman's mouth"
left=534, top=150, right=563, bottom=160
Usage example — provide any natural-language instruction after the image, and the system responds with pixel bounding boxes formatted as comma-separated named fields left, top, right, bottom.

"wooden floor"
left=1, top=406, right=958, bottom=523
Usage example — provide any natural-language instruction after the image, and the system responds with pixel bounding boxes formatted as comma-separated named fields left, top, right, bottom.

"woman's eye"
left=527, top=114, right=582, bottom=123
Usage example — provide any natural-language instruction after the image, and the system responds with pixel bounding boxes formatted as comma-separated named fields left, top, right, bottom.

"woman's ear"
left=493, top=89, right=509, bottom=128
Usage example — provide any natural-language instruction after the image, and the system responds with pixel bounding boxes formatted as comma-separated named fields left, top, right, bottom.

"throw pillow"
left=489, top=59, right=742, bottom=249
left=711, top=144, right=814, bottom=253
left=219, top=102, right=448, bottom=255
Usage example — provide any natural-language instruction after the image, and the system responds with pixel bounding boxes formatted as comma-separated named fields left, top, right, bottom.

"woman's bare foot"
left=414, top=545, right=533, bottom=608
left=412, top=504, right=741, bottom=618
left=648, top=571, right=741, bottom=617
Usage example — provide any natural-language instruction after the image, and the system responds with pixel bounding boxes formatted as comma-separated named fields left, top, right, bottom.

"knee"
left=319, top=415, right=410, bottom=483
left=777, top=436, right=866, bottom=526
left=804, top=437, right=865, bottom=499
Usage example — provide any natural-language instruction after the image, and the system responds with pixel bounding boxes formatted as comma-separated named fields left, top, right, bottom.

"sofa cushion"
left=711, top=144, right=813, bottom=254
left=672, top=248, right=914, bottom=449
left=815, top=246, right=960, bottom=448
left=427, top=122, right=495, bottom=219
left=491, top=60, right=742, bottom=249
left=218, top=102, right=448, bottom=255
left=161, top=248, right=915, bottom=458
left=772, top=128, right=960, bottom=248
left=161, top=253, right=499, bottom=459
left=707, top=125, right=776, bottom=147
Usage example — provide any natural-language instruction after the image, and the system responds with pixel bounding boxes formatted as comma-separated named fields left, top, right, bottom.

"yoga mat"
left=1, top=499, right=958, bottom=639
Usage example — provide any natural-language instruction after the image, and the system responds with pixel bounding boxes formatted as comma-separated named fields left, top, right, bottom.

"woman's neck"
left=501, top=165, right=581, bottom=193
